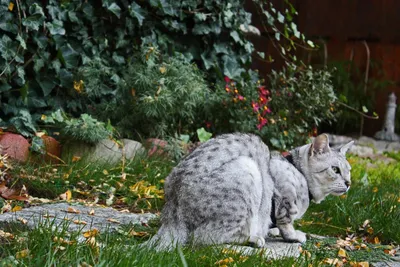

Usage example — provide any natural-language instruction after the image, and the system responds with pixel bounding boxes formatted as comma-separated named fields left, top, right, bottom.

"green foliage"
left=207, top=64, right=336, bottom=150
left=43, top=110, right=111, bottom=144
left=328, top=60, right=391, bottom=134
left=0, top=0, right=315, bottom=142
left=83, top=46, right=211, bottom=138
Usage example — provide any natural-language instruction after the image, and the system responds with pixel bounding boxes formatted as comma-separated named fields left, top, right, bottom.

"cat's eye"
left=332, top=166, right=341, bottom=174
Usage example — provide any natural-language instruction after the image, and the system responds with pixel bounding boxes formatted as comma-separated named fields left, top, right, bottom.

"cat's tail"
left=141, top=222, right=188, bottom=251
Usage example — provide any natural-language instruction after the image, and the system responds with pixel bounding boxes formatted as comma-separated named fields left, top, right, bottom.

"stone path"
left=0, top=202, right=399, bottom=264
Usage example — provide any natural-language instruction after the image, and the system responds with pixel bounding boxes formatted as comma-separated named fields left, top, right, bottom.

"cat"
left=145, top=133, right=353, bottom=250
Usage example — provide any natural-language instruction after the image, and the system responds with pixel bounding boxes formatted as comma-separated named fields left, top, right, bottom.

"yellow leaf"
left=131, top=88, right=136, bottom=97
left=128, top=230, right=149, bottom=237
left=66, top=207, right=80, bottom=214
left=107, top=218, right=120, bottom=224
left=11, top=206, right=22, bottom=212
left=362, top=220, right=370, bottom=228
left=8, top=2, right=14, bottom=11
left=59, top=190, right=72, bottom=201
left=16, top=249, right=29, bottom=259
left=17, top=217, right=27, bottom=225
left=88, top=209, right=95, bottom=216
left=367, top=227, right=374, bottom=234
left=41, top=114, right=47, bottom=120
left=159, top=66, right=167, bottom=74
left=0, top=230, right=14, bottom=239
left=73, top=220, right=87, bottom=225
left=35, top=131, right=45, bottom=137
left=83, top=229, right=99, bottom=238
left=373, top=236, right=380, bottom=244
left=72, top=156, right=81, bottom=162
left=338, top=248, right=347, bottom=257
left=372, top=187, right=378, bottom=193
left=215, top=257, right=234, bottom=265
left=103, top=169, right=109, bottom=175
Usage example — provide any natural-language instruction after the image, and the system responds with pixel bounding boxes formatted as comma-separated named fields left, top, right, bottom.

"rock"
left=327, top=134, right=354, bottom=146
left=0, top=133, right=30, bottom=162
left=358, top=136, right=400, bottom=154
left=0, top=202, right=156, bottom=233
left=62, top=139, right=144, bottom=164
left=349, top=145, right=375, bottom=157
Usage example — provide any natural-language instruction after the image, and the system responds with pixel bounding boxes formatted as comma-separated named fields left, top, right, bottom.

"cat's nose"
left=345, top=181, right=351, bottom=188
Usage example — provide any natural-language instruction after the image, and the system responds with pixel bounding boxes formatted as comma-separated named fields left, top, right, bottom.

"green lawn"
left=0, top=153, right=399, bottom=266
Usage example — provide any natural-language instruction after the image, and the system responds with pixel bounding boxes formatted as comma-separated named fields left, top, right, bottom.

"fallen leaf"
left=373, top=236, right=380, bottom=244
left=215, top=257, right=234, bottom=265
left=66, top=207, right=80, bottom=214
left=88, top=209, right=95, bottom=216
left=59, top=190, right=72, bottom=201
left=72, top=156, right=81, bottom=162
left=107, top=218, right=120, bottom=224
left=362, top=220, right=370, bottom=228
left=73, top=220, right=87, bottom=225
left=159, top=66, right=167, bottom=74
left=128, top=230, right=148, bottom=237
left=103, top=169, right=109, bottom=175
left=17, top=217, right=27, bottom=225
left=16, top=249, right=30, bottom=259
left=78, top=262, right=93, bottom=267
left=54, top=245, right=66, bottom=251
left=11, top=206, right=22, bottom=212
left=83, top=229, right=99, bottom=238
left=338, top=248, right=347, bottom=257
left=350, top=262, right=369, bottom=267
left=372, top=187, right=378, bottom=193
left=0, top=230, right=14, bottom=239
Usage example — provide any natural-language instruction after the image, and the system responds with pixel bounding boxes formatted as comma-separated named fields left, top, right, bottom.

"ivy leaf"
left=60, top=44, right=79, bottom=69
left=270, top=138, right=281, bottom=148
left=223, top=56, right=245, bottom=79
left=107, top=3, right=121, bottom=18
left=214, top=43, right=229, bottom=54
left=16, top=34, right=27, bottom=50
left=22, top=4, right=45, bottom=31
left=112, top=52, right=125, bottom=64
left=277, top=11, right=285, bottom=23
left=34, top=58, right=45, bottom=73
left=31, top=136, right=45, bottom=154
left=0, top=34, right=16, bottom=60
left=0, top=82, right=12, bottom=92
left=16, top=67, right=26, bottom=85
left=10, top=109, right=37, bottom=137
left=194, top=13, right=207, bottom=21
left=307, top=40, right=315, bottom=48
left=230, top=31, right=241, bottom=43
left=59, top=69, right=73, bottom=88
left=197, top=127, right=212, bottom=143
left=46, top=19, right=65, bottom=35
left=36, top=75, right=56, bottom=96
left=129, top=2, right=145, bottom=26
left=68, top=11, right=79, bottom=23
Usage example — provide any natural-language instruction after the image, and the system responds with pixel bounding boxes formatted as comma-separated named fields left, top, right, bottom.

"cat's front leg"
left=277, top=223, right=306, bottom=243
left=275, top=197, right=306, bottom=243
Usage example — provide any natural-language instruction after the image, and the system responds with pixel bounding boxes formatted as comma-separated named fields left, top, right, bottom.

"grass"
left=0, top=153, right=399, bottom=266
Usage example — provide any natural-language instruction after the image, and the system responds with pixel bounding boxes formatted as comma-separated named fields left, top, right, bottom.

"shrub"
left=0, top=0, right=313, bottom=140
left=207, top=64, right=336, bottom=150
left=83, top=46, right=211, bottom=139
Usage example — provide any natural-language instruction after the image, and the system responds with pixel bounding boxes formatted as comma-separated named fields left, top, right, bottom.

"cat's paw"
left=295, top=230, right=307, bottom=243
left=249, top=236, right=266, bottom=247
left=268, top=228, right=280, bottom=237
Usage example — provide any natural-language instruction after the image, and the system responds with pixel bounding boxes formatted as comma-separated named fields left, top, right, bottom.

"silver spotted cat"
left=146, top=133, right=354, bottom=250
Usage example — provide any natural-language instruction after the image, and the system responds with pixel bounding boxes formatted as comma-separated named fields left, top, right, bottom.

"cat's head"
left=306, top=134, right=354, bottom=203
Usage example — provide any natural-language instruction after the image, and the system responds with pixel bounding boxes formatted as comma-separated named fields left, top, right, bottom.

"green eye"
left=332, top=166, right=341, bottom=174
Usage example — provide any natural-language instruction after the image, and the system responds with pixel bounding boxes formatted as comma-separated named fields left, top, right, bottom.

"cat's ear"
left=310, top=134, right=331, bottom=156
left=339, top=140, right=354, bottom=156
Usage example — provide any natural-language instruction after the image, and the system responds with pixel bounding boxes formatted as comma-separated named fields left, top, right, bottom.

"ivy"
left=0, top=0, right=316, bottom=142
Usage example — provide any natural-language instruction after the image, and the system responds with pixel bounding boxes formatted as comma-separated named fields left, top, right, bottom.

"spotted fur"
left=145, top=133, right=353, bottom=250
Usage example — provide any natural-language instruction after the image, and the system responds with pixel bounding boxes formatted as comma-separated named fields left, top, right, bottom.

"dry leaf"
left=338, top=248, right=347, bottom=257
left=159, top=66, right=167, bottom=74
left=83, top=229, right=99, bottom=238
left=373, top=236, right=380, bottom=244
left=215, top=257, right=234, bottom=265
left=107, top=218, right=120, bottom=224
left=11, top=206, right=22, bottom=212
left=66, top=207, right=80, bottom=214
left=59, top=190, right=72, bottom=201
left=372, top=187, right=378, bottom=193
left=55, top=245, right=66, bottom=251
left=72, top=156, right=81, bottom=162
left=103, top=169, right=109, bottom=175
left=73, top=220, right=87, bottom=225
left=17, top=217, right=28, bottom=225
left=79, top=262, right=93, bottom=267
left=128, top=230, right=148, bottom=237
left=0, top=230, right=14, bottom=239
left=88, top=209, right=95, bottom=216
left=350, top=262, right=369, bottom=267
left=16, top=249, right=30, bottom=259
